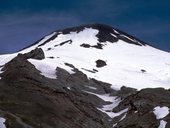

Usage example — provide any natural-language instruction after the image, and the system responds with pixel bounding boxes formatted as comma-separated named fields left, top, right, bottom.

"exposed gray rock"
left=96, top=59, right=107, bottom=68
left=0, top=52, right=114, bottom=128
left=112, top=88, right=170, bottom=128
left=117, top=86, right=137, bottom=99
left=23, top=48, right=45, bottom=60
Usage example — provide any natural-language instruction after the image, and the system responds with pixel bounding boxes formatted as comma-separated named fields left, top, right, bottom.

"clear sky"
left=0, top=0, right=170, bottom=54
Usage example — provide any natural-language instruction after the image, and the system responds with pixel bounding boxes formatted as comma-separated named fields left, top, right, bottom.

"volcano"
left=0, top=24, right=170, bottom=128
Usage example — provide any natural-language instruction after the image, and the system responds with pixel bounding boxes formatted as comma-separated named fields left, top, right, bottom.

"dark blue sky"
left=0, top=0, right=170, bottom=54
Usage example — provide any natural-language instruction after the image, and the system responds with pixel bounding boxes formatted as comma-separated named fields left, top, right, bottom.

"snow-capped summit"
left=1, top=24, right=170, bottom=90
left=0, top=24, right=170, bottom=128
left=23, top=23, right=147, bottom=50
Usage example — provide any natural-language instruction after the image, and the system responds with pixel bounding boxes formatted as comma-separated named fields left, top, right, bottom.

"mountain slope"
left=2, top=23, right=170, bottom=89
left=0, top=24, right=170, bottom=128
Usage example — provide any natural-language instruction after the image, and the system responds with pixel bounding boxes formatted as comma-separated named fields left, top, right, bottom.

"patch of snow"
left=0, top=117, right=6, bottom=128
left=84, top=91, right=116, bottom=102
left=67, top=87, right=71, bottom=90
left=134, top=111, right=138, bottom=113
left=158, top=120, right=167, bottom=128
left=120, top=34, right=143, bottom=46
left=112, top=113, right=127, bottom=127
left=0, top=67, right=3, bottom=80
left=85, top=85, right=97, bottom=90
left=28, top=58, right=75, bottom=79
left=113, top=123, right=117, bottom=127
left=0, top=54, right=17, bottom=66
left=153, top=106, right=169, bottom=119
left=0, top=67, right=3, bottom=72
left=85, top=91, right=126, bottom=118
left=110, top=33, right=117, bottom=38
left=28, top=59, right=57, bottom=79
left=120, top=34, right=134, bottom=42
left=98, top=107, right=128, bottom=118
left=0, top=54, right=19, bottom=80
left=120, top=113, right=127, bottom=121
left=101, top=98, right=121, bottom=111
left=113, top=29, right=119, bottom=34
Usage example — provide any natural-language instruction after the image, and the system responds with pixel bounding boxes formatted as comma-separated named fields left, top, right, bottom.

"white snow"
left=153, top=106, right=169, bottom=119
left=0, top=54, right=16, bottom=80
left=111, top=33, right=117, bottom=38
left=158, top=120, right=167, bottom=128
left=98, top=107, right=128, bottom=118
left=67, top=87, right=71, bottom=90
left=28, top=59, right=57, bottom=79
left=85, top=85, right=97, bottom=90
left=0, top=54, right=17, bottom=66
left=101, top=101, right=120, bottom=111
left=120, top=34, right=134, bottom=42
left=0, top=117, right=6, bottom=128
left=0, top=27, right=170, bottom=90
left=113, top=123, right=117, bottom=127
left=25, top=27, right=170, bottom=90
left=120, top=113, right=127, bottom=121
left=28, top=58, right=75, bottom=79
left=85, top=91, right=127, bottom=118
left=112, top=113, right=127, bottom=127
left=120, top=34, right=143, bottom=46
left=0, top=67, right=3, bottom=80
left=84, top=91, right=117, bottom=102
left=113, top=29, right=119, bottom=34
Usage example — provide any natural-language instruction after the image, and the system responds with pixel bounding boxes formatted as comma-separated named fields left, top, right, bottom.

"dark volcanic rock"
left=117, top=86, right=137, bottom=99
left=80, top=43, right=103, bottom=49
left=141, top=69, right=146, bottom=73
left=92, top=43, right=103, bottom=49
left=55, top=40, right=72, bottom=47
left=80, top=43, right=91, bottom=48
left=58, top=63, right=115, bottom=94
left=56, top=23, right=147, bottom=46
left=0, top=53, right=115, bottom=128
left=112, top=88, right=170, bottom=128
left=96, top=59, right=107, bottom=68
left=23, top=48, right=45, bottom=60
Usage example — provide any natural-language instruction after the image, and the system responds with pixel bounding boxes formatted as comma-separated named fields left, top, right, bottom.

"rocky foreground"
left=0, top=48, right=170, bottom=128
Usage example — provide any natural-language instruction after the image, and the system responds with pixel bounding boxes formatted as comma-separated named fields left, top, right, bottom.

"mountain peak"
left=1, top=23, right=170, bottom=90
left=53, top=23, right=147, bottom=46
left=22, top=23, right=147, bottom=51
left=13, top=24, right=169, bottom=90
left=0, top=24, right=170, bottom=128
